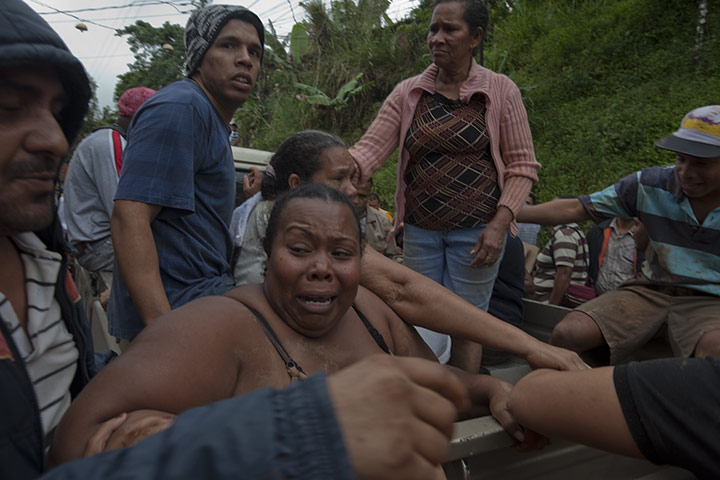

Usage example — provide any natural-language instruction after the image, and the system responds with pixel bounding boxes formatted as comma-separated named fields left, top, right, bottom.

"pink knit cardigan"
left=349, top=59, right=540, bottom=233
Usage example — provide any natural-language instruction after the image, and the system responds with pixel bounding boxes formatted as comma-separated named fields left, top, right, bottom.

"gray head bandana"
left=184, top=4, right=265, bottom=76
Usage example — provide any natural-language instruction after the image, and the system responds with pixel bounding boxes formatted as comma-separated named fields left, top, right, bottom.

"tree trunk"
left=695, top=0, right=708, bottom=62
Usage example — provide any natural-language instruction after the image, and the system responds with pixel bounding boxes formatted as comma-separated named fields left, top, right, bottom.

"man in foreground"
left=518, top=105, right=720, bottom=364
left=0, top=2, right=472, bottom=479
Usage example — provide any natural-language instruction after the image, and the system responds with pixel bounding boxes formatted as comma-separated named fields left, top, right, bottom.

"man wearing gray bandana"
left=108, top=5, right=264, bottom=341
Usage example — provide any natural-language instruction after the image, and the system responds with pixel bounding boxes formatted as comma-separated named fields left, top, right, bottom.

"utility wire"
left=27, top=0, right=117, bottom=29
left=48, top=11, right=191, bottom=23
left=36, top=0, right=193, bottom=15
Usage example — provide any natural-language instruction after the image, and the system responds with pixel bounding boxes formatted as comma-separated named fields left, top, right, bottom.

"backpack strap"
left=111, top=130, right=123, bottom=176
left=92, top=125, right=127, bottom=176
left=597, top=227, right=612, bottom=269
left=598, top=225, right=638, bottom=272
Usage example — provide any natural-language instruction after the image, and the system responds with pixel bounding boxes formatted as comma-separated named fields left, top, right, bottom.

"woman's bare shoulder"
left=355, top=285, right=390, bottom=309
left=353, top=286, right=399, bottom=347
left=134, top=294, right=259, bottom=350
left=223, top=284, right=264, bottom=304
left=356, top=286, right=437, bottom=361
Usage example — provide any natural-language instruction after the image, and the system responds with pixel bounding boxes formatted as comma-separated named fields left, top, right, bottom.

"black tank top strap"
left=352, top=304, right=391, bottom=355
left=242, top=303, right=307, bottom=380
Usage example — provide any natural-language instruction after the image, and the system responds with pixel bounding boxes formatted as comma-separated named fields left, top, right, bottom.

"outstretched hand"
left=525, top=341, right=590, bottom=371
left=328, top=355, right=469, bottom=480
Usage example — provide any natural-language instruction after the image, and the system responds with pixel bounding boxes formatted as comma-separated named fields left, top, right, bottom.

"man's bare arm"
left=516, top=198, right=590, bottom=225
left=360, top=246, right=588, bottom=371
left=508, top=367, right=642, bottom=458
left=548, top=265, right=573, bottom=305
left=111, top=199, right=169, bottom=325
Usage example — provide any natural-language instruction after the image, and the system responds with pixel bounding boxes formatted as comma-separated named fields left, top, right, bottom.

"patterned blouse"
left=403, top=91, right=500, bottom=231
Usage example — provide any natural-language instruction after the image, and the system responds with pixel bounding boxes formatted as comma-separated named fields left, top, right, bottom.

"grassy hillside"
left=486, top=0, right=720, bottom=201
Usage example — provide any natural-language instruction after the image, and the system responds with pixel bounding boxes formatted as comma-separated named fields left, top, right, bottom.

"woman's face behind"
left=309, top=146, right=358, bottom=206
left=427, top=1, right=481, bottom=72
left=264, top=197, right=361, bottom=337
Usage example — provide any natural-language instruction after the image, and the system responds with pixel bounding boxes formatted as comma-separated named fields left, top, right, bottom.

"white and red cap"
left=656, top=105, right=720, bottom=158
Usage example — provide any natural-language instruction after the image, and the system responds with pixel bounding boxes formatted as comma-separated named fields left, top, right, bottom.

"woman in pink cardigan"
left=350, top=0, right=539, bottom=372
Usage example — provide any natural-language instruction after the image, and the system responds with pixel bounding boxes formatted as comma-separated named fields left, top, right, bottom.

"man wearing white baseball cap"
left=656, top=105, right=720, bottom=158
left=517, top=105, right=720, bottom=364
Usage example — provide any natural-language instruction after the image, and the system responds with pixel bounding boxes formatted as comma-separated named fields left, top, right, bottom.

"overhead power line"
left=46, top=11, right=191, bottom=23
left=28, top=0, right=117, bottom=29
left=35, top=0, right=193, bottom=15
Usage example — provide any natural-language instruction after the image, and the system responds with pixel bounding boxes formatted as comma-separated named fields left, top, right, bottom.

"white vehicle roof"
left=232, top=146, right=272, bottom=172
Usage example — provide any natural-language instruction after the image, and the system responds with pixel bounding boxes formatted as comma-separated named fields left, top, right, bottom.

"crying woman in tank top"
left=50, top=184, right=536, bottom=465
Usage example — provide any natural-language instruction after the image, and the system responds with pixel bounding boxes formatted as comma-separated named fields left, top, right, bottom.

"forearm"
left=44, top=375, right=353, bottom=480
left=487, top=205, right=514, bottom=233
left=548, top=267, right=572, bottom=305
left=349, top=86, right=403, bottom=181
left=496, top=82, right=539, bottom=217
left=497, top=175, right=535, bottom=220
left=111, top=203, right=170, bottom=324
left=516, top=198, right=589, bottom=225
left=360, top=246, right=540, bottom=357
left=509, top=368, right=642, bottom=458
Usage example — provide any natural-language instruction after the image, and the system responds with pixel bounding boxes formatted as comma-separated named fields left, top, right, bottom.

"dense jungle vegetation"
left=83, top=0, right=720, bottom=214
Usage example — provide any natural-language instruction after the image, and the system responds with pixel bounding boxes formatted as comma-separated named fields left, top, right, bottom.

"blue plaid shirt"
left=108, top=80, right=236, bottom=340
left=580, top=166, right=720, bottom=296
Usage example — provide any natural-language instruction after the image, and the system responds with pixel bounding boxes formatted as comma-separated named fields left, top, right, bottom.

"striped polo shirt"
left=579, top=166, right=720, bottom=296
left=1, top=232, right=78, bottom=447
left=531, top=223, right=590, bottom=302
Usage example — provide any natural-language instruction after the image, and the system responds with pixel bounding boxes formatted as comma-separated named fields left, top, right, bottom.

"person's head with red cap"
left=117, top=86, right=157, bottom=129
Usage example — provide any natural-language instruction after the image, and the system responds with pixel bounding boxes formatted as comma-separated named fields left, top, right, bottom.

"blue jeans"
left=403, top=223, right=505, bottom=363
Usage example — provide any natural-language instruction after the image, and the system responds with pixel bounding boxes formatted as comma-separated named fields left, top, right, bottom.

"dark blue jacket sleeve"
left=42, top=373, right=354, bottom=480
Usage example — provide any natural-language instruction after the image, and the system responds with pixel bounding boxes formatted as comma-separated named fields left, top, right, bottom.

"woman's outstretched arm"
left=359, top=245, right=588, bottom=371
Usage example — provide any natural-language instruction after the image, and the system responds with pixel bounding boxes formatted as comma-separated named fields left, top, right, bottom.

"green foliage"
left=289, top=23, right=310, bottom=64
left=485, top=0, right=720, bottom=203
left=295, top=72, right=367, bottom=108
left=114, top=21, right=186, bottom=100
left=372, top=152, right=398, bottom=212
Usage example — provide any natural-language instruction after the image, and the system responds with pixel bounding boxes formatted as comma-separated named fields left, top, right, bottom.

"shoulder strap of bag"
left=597, top=227, right=612, bottom=269
left=92, top=125, right=126, bottom=176
left=111, top=130, right=123, bottom=176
